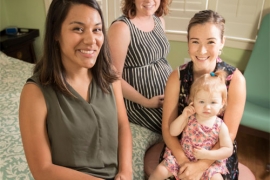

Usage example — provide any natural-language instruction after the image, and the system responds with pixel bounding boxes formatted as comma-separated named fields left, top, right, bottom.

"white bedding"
left=0, top=51, right=34, bottom=180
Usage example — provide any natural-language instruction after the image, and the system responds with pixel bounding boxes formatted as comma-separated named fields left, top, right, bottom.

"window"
left=164, top=0, right=208, bottom=34
left=164, top=0, right=266, bottom=50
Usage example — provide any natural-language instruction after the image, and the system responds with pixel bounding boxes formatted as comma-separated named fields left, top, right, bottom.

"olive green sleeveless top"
left=28, top=75, right=118, bottom=179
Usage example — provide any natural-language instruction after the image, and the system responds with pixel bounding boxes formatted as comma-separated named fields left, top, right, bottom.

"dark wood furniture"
left=0, top=28, right=39, bottom=63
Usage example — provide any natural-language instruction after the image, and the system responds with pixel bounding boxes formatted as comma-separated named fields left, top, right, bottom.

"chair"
left=240, top=13, right=270, bottom=135
left=239, top=13, right=270, bottom=173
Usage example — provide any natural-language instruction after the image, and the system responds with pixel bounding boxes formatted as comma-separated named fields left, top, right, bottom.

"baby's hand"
left=193, top=147, right=209, bottom=160
left=182, top=102, right=195, bottom=118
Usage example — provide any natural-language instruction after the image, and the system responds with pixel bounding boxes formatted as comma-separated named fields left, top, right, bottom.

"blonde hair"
left=189, top=70, right=228, bottom=112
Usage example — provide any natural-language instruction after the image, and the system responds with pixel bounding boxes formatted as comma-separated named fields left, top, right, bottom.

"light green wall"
left=221, top=47, right=252, bottom=72
left=0, top=0, right=46, bottom=60
left=167, top=41, right=252, bottom=72
left=167, top=41, right=189, bottom=70
left=0, top=0, right=9, bottom=29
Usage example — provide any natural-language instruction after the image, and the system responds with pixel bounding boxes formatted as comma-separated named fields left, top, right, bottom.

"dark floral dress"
left=160, top=58, right=239, bottom=180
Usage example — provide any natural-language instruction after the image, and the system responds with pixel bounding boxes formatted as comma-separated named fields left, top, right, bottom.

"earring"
left=218, top=49, right=222, bottom=56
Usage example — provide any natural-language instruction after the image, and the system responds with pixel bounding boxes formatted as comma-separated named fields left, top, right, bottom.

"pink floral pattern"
left=164, top=115, right=228, bottom=179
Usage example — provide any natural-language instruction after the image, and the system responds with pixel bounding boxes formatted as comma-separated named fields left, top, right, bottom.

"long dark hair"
left=34, top=0, right=118, bottom=95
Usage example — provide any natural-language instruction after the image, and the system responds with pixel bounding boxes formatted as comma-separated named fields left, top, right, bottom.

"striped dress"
left=113, top=15, right=173, bottom=134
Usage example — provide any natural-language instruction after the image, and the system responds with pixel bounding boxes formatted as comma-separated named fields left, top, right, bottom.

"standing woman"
left=107, top=0, right=173, bottom=134
left=19, top=0, right=132, bottom=179
left=161, top=10, right=246, bottom=179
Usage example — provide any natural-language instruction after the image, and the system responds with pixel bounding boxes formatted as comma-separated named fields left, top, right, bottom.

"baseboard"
left=238, top=125, right=270, bottom=140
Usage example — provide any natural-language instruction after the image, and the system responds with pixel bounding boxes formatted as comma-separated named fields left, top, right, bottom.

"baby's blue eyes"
left=198, top=101, right=217, bottom=104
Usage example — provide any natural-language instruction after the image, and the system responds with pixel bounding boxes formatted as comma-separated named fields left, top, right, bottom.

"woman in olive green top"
left=19, top=0, right=132, bottom=179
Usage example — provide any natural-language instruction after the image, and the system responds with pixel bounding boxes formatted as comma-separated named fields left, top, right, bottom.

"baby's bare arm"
left=193, top=123, right=233, bottom=160
left=170, top=104, right=195, bottom=136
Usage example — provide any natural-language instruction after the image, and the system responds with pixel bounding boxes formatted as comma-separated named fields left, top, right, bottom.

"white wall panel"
left=96, top=0, right=109, bottom=28
left=164, top=0, right=208, bottom=34
left=215, top=0, right=265, bottom=42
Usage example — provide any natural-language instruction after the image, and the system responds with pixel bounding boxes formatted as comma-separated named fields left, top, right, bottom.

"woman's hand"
left=114, top=171, right=132, bottom=180
left=178, top=161, right=206, bottom=180
left=144, top=94, right=164, bottom=108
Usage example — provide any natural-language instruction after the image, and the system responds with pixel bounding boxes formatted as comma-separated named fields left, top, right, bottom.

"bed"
left=0, top=51, right=162, bottom=180
left=0, top=51, right=34, bottom=179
